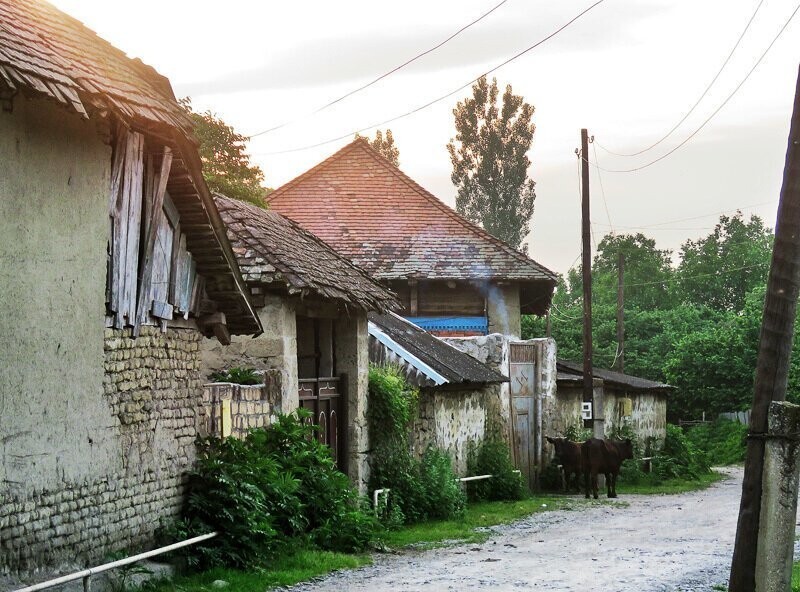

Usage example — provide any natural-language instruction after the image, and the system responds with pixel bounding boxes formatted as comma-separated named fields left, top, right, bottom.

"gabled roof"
left=557, top=360, right=673, bottom=393
left=267, top=139, right=557, bottom=313
left=368, top=312, right=507, bottom=387
left=0, top=0, right=192, bottom=133
left=0, top=0, right=261, bottom=335
left=215, top=195, right=400, bottom=313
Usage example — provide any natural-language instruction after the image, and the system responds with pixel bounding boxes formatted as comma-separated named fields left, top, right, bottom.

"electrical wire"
left=587, top=1, right=800, bottom=174
left=591, top=200, right=776, bottom=231
left=248, top=0, right=512, bottom=138
left=255, top=0, right=607, bottom=155
left=594, top=0, right=766, bottom=158
left=592, top=139, right=613, bottom=233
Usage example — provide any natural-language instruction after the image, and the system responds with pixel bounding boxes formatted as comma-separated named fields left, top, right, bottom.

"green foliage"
left=210, top=367, right=262, bottom=385
left=367, top=365, right=465, bottom=524
left=679, top=212, right=773, bottom=312
left=466, top=434, right=525, bottom=501
left=653, top=424, right=710, bottom=480
left=179, top=98, right=271, bottom=207
left=143, top=550, right=371, bottom=592
left=448, top=76, right=536, bottom=252
left=355, top=129, right=400, bottom=166
left=685, top=419, right=747, bottom=465
left=564, top=420, right=593, bottom=443
left=174, top=410, right=374, bottom=568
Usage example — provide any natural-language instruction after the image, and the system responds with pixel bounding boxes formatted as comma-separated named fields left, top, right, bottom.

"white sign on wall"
left=581, top=402, right=593, bottom=420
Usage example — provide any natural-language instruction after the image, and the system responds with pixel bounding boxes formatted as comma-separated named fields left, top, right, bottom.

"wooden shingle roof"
left=215, top=195, right=400, bottom=313
left=0, top=0, right=261, bottom=335
left=0, top=0, right=192, bottom=134
left=267, top=139, right=557, bottom=314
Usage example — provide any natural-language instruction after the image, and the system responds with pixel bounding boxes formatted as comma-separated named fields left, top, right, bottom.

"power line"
left=255, top=0, right=607, bottom=155
left=248, top=0, right=512, bottom=138
left=587, top=1, right=800, bottom=173
left=591, top=200, right=776, bottom=231
left=594, top=0, right=766, bottom=158
left=591, top=139, right=613, bottom=233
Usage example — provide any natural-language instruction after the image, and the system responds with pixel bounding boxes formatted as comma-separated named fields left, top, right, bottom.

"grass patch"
left=616, top=470, right=726, bottom=495
left=380, top=495, right=591, bottom=549
left=792, top=561, right=800, bottom=592
left=144, top=549, right=370, bottom=592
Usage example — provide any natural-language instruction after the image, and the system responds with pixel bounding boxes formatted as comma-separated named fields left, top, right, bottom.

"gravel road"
left=289, top=468, right=747, bottom=592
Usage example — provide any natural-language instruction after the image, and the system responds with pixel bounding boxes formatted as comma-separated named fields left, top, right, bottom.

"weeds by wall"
left=367, top=365, right=465, bottom=524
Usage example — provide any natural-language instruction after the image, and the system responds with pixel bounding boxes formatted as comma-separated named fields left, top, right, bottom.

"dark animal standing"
left=581, top=438, right=634, bottom=499
left=546, top=436, right=583, bottom=492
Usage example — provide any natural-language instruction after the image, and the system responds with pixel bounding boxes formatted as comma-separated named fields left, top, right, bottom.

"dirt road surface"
left=289, top=468, right=748, bottom=592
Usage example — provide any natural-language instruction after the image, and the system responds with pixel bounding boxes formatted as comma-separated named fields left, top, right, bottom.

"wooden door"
left=298, top=377, right=346, bottom=472
left=509, top=343, right=539, bottom=490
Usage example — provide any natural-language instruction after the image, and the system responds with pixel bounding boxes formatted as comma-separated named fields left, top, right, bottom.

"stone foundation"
left=1, top=326, right=206, bottom=575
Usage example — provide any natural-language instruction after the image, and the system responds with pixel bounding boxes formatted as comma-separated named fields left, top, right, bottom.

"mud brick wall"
left=1, top=326, right=206, bottom=575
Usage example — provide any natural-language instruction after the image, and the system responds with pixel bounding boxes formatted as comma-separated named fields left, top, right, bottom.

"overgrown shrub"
left=210, top=367, right=261, bottom=385
left=173, top=409, right=374, bottom=568
left=466, top=434, right=524, bottom=501
left=653, top=424, right=710, bottom=480
left=368, top=365, right=465, bottom=524
left=685, top=419, right=747, bottom=465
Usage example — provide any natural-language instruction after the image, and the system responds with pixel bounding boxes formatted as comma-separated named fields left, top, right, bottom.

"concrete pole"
left=755, top=401, right=800, bottom=592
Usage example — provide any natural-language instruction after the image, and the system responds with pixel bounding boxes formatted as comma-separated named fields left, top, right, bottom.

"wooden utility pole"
left=729, top=65, right=800, bottom=591
left=580, top=128, right=593, bottom=429
left=615, top=252, right=625, bottom=373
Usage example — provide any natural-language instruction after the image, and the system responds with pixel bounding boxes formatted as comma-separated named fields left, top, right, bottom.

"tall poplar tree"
left=356, top=129, right=400, bottom=166
left=447, top=76, right=536, bottom=252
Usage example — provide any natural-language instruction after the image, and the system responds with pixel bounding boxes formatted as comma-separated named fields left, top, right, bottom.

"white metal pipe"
left=13, top=532, right=218, bottom=592
left=372, top=488, right=390, bottom=515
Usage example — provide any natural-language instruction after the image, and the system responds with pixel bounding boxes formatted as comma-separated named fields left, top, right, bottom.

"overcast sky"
left=52, top=0, right=800, bottom=275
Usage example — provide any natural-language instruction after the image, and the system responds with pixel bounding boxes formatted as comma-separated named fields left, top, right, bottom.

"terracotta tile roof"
left=0, top=0, right=192, bottom=134
left=215, top=194, right=400, bottom=313
left=267, top=139, right=558, bottom=286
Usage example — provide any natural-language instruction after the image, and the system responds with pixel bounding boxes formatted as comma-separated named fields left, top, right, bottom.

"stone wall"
left=203, top=376, right=282, bottom=439
left=443, top=334, right=511, bottom=433
left=412, top=387, right=502, bottom=476
left=553, top=382, right=668, bottom=450
left=1, top=327, right=206, bottom=575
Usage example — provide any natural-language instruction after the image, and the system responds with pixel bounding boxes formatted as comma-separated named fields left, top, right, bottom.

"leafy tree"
left=447, top=76, right=536, bottom=252
left=592, top=233, right=677, bottom=310
left=356, top=129, right=400, bottom=166
left=180, top=98, right=271, bottom=207
left=678, top=213, right=773, bottom=311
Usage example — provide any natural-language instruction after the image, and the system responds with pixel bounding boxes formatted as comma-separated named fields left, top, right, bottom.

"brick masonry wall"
left=1, top=326, right=205, bottom=575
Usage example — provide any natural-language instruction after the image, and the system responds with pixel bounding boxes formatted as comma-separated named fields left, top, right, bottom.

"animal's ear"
left=546, top=436, right=555, bottom=444
left=625, top=438, right=632, bottom=445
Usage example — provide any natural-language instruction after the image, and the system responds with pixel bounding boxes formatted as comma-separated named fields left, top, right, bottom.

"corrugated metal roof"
left=368, top=312, right=507, bottom=387
left=557, top=360, right=673, bottom=392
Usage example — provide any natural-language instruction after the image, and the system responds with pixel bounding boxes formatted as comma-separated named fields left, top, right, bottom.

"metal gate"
left=298, top=377, right=346, bottom=472
left=509, top=343, right=543, bottom=490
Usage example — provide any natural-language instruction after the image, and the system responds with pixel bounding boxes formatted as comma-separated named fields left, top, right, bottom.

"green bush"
left=174, top=409, right=375, bottom=568
left=466, top=435, right=524, bottom=501
left=367, top=365, right=465, bottom=524
left=686, top=419, right=747, bottom=465
left=654, top=423, right=710, bottom=480
left=210, top=367, right=261, bottom=385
